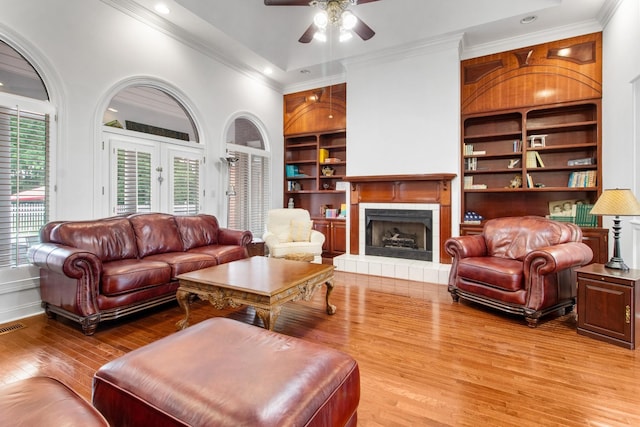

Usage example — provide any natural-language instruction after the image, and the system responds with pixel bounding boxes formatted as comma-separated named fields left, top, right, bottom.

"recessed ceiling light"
left=520, top=15, right=537, bottom=24
left=154, top=3, right=170, bottom=14
left=263, top=67, right=273, bottom=75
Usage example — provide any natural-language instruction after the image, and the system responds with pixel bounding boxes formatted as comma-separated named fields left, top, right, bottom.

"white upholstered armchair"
left=262, top=208, right=325, bottom=263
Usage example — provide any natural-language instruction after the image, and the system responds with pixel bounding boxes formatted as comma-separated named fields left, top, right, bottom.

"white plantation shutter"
left=115, top=147, right=152, bottom=215
left=227, top=149, right=270, bottom=236
left=0, top=106, right=49, bottom=267
left=171, top=155, right=200, bottom=215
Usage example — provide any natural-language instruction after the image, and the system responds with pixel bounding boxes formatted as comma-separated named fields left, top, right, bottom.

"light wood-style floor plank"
left=1, top=271, right=639, bottom=426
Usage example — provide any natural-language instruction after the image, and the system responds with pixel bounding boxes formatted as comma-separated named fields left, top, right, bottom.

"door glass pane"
left=115, top=147, right=151, bottom=215
left=172, top=155, right=199, bottom=215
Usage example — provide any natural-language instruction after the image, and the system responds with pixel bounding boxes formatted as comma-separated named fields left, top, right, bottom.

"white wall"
left=345, top=36, right=463, bottom=232
left=602, top=0, right=640, bottom=268
left=0, top=0, right=283, bottom=323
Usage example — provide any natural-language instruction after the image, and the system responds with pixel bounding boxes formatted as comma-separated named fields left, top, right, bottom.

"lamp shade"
left=590, top=188, right=640, bottom=216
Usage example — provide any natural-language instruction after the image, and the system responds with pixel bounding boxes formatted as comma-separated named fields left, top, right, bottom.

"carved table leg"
left=175, top=289, right=192, bottom=330
left=255, top=306, right=281, bottom=331
left=325, top=279, right=337, bottom=315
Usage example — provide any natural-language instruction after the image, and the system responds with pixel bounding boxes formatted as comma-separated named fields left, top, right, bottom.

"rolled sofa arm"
left=444, top=235, right=488, bottom=260
left=524, top=241, right=593, bottom=276
left=28, top=243, right=102, bottom=317
left=217, top=228, right=253, bottom=247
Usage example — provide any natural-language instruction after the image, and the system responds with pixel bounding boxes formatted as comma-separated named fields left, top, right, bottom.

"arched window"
left=225, top=116, right=270, bottom=237
left=102, top=84, right=203, bottom=215
left=0, top=40, right=53, bottom=267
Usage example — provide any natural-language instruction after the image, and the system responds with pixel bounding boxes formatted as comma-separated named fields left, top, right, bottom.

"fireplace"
left=365, top=209, right=433, bottom=261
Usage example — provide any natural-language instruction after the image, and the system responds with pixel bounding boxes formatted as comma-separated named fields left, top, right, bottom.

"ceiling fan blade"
left=264, top=0, right=310, bottom=5
left=298, top=24, right=316, bottom=43
left=352, top=16, right=375, bottom=41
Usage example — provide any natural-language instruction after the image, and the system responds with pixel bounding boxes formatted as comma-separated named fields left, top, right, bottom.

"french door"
left=106, top=131, right=203, bottom=215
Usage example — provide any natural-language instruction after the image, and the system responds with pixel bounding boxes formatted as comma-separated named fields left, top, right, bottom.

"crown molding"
left=460, top=19, right=604, bottom=60
left=99, top=0, right=283, bottom=93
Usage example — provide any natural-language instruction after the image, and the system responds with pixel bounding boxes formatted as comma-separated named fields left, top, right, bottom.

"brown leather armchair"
left=445, top=216, right=593, bottom=327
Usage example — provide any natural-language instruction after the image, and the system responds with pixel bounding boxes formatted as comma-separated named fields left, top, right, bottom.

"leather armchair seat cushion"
left=93, top=317, right=360, bottom=427
left=101, top=259, right=172, bottom=296
left=457, top=257, right=524, bottom=292
left=0, top=376, right=108, bottom=426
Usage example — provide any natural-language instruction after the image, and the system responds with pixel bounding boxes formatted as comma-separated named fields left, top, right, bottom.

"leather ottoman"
left=92, top=317, right=360, bottom=426
left=0, top=376, right=108, bottom=426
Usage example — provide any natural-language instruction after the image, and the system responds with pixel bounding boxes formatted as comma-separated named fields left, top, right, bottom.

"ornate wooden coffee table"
left=175, top=257, right=336, bottom=330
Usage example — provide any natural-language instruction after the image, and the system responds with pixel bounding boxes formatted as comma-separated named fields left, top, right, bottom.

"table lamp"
left=590, top=188, right=640, bottom=271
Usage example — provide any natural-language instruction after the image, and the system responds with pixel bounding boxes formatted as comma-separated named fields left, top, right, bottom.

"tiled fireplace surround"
left=333, top=174, right=455, bottom=285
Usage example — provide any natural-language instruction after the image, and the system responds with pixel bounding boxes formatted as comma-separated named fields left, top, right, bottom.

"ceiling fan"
left=264, top=0, right=379, bottom=43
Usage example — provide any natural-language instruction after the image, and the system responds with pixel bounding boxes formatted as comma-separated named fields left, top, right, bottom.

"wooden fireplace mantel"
left=345, top=174, right=456, bottom=264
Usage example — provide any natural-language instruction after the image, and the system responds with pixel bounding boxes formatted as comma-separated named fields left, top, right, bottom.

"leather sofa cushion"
left=93, top=317, right=360, bottom=427
left=457, top=257, right=524, bottom=292
left=101, top=259, right=172, bottom=296
left=188, top=245, right=248, bottom=264
left=484, top=216, right=574, bottom=260
left=144, top=252, right=218, bottom=277
left=129, top=213, right=184, bottom=258
left=174, top=215, right=220, bottom=249
left=50, top=218, right=138, bottom=262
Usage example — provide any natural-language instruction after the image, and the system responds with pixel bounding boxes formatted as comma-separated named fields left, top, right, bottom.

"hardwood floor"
left=1, top=271, right=640, bottom=426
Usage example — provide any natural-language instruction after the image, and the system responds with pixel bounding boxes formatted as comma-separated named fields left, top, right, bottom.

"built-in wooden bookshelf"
left=283, top=84, right=347, bottom=255
left=459, top=32, right=608, bottom=263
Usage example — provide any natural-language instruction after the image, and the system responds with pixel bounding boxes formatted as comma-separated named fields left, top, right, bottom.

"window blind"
left=226, top=149, right=270, bottom=237
left=115, top=148, right=151, bottom=215
left=172, top=156, right=200, bottom=215
left=0, top=106, right=49, bottom=267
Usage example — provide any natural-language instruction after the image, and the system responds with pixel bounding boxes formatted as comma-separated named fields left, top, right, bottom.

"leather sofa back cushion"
left=174, top=215, right=219, bottom=250
left=129, top=213, right=184, bottom=258
left=50, top=218, right=138, bottom=262
left=483, top=216, right=576, bottom=261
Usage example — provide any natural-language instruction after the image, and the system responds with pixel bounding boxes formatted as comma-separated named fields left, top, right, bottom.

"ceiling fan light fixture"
left=341, top=10, right=357, bottom=30
left=313, top=30, right=327, bottom=42
left=314, top=11, right=328, bottom=28
left=339, top=29, right=353, bottom=42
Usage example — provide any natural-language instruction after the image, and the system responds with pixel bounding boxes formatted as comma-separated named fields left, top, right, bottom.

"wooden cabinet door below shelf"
left=331, top=221, right=346, bottom=254
left=313, top=221, right=330, bottom=252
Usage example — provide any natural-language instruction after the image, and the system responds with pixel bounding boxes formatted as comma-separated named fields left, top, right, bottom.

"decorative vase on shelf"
left=288, top=198, right=294, bottom=209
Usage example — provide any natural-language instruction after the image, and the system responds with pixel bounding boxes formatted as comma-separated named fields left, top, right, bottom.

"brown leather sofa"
left=445, top=216, right=593, bottom=326
left=28, top=213, right=252, bottom=335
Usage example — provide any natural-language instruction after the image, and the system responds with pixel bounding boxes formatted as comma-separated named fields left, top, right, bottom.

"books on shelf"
left=526, top=151, right=545, bottom=168
left=567, top=157, right=594, bottom=166
left=463, top=176, right=487, bottom=189
left=465, top=157, right=478, bottom=171
left=526, top=173, right=534, bottom=188
left=568, top=170, right=596, bottom=187
left=464, top=144, right=486, bottom=156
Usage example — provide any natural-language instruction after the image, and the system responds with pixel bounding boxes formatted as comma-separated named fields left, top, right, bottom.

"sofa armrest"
left=310, top=229, right=325, bottom=245
left=444, top=235, right=487, bottom=260
left=262, top=231, right=280, bottom=248
left=28, top=243, right=102, bottom=279
left=524, top=241, right=593, bottom=276
left=217, top=228, right=253, bottom=247
left=28, top=243, right=103, bottom=319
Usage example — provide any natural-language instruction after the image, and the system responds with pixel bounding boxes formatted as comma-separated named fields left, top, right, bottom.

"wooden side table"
left=246, top=238, right=265, bottom=257
left=576, top=264, right=640, bottom=349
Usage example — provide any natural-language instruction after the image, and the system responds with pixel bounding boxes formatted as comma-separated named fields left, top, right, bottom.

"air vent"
left=0, top=322, right=26, bottom=336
